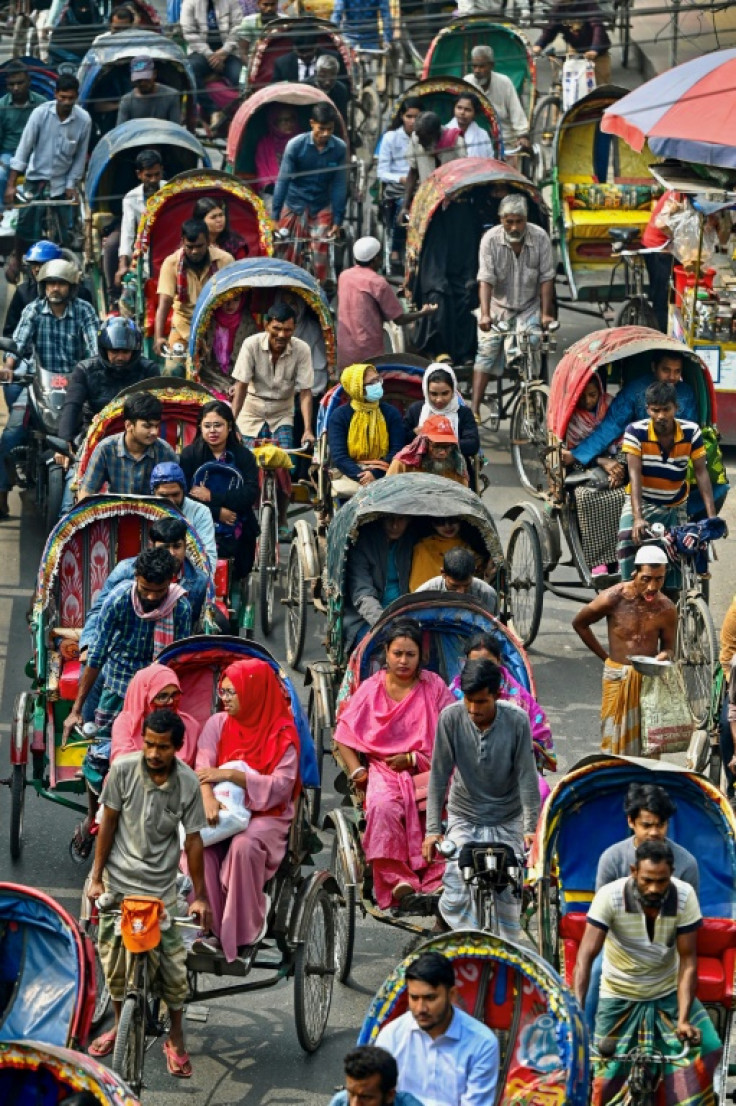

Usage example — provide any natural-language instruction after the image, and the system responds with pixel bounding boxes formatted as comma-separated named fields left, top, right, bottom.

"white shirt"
left=446, top=118, right=494, bottom=158
left=375, top=1007, right=499, bottom=1106
left=119, top=180, right=167, bottom=259
left=377, top=126, right=412, bottom=185
left=463, top=70, right=529, bottom=145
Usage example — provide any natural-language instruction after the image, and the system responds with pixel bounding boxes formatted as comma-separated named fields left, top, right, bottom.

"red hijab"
left=218, top=658, right=299, bottom=776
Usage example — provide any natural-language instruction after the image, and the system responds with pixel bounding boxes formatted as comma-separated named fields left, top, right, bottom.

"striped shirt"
left=622, top=418, right=705, bottom=507
left=587, top=875, right=702, bottom=1001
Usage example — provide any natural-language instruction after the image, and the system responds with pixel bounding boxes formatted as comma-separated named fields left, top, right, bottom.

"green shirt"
left=0, top=91, right=45, bottom=157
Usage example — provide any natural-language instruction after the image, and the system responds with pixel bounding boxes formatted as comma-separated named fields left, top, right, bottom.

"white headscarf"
left=419, top=362, right=461, bottom=434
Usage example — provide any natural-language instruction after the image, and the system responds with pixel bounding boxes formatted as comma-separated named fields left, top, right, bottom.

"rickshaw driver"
left=463, top=46, right=530, bottom=153
left=471, top=194, right=556, bottom=422
left=572, top=546, right=677, bottom=757
left=110, top=149, right=167, bottom=292
left=574, top=839, right=722, bottom=1106
left=87, top=709, right=211, bottom=1077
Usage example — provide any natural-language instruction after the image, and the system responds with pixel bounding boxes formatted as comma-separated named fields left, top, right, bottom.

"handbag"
left=640, top=667, right=694, bottom=757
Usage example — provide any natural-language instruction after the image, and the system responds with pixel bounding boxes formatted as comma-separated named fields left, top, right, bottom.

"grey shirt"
left=117, top=84, right=182, bottom=127
left=596, top=837, right=699, bottom=894
left=477, top=223, right=556, bottom=317
left=427, top=700, right=540, bottom=836
left=100, top=752, right=205, bottom=900
left=416, top=574, right=498, bottom=614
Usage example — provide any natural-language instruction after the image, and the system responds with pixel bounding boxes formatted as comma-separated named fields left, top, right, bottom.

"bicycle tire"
left=530, top=94, right=561, bottom=184
left=45, top=465, right=64, bottom=531
left=330, top=835, right=356, bottom=984
left=258, top=502, right=276, bottom=636
left=615, top=297, right=659, bottom=330
left=510, top=383, right=550, bottom=498
left=10, top=763, right=25, bottom=861
left=112, top=993, right=146, bottom=1093
left=678, top=594, right=718, bottom=729
left=293, top=886, right=334, bottom=1053
left=284, top=540, right=308, bottom=671
left=506, top=518, right=544, bottom=648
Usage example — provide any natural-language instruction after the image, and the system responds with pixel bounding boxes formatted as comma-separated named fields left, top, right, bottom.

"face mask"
left=365, top=382, right=383, bottom=402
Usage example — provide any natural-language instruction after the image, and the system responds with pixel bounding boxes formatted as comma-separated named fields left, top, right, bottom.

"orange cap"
left=420, top=414, right=458, bottom=443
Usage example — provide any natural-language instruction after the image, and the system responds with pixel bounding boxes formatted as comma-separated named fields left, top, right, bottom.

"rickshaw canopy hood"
left=547, top=325, right=716, bottom=440
left=247, top=16, right=354, bottom=90
left=78, top=27, right=190, bottom=101
left=227, top=82, right=350, bottom=171
left=390, top=77, right=502, bottom=157
left=0, top=1040, right=138, bottom=1104
left=422, top=17, right=535, bottom=97
left=85, top=121, right=209, bottom=209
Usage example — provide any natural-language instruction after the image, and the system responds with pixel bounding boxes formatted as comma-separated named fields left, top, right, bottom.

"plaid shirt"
left=13, top=297, right=98, bottom=372
left=78, top=432, right=177, bottom=497
left=87, top=581, right=192, bottom=696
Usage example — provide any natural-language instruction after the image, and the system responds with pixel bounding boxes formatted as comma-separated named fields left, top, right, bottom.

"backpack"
left=191, top=460, right=245, bottom=540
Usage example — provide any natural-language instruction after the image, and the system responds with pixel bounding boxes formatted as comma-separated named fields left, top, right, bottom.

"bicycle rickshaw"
left=83, top=121, right=210, bottom=313
left=358, top=930, right=589, bottom=1106
left=4, top=493, right=214, bottom=860
left=422, top=17, right=537, bottom=123
left=392, top=76, right=503, bottom=158
left=129, top=170, right=273, bottom=358
left=0, top=1040, right=138, bottom=1106
left=77, top=29, right=196, bottom=141
left=325, top=591, right=536, bottom=976
left=404, top=157, right=546, bottom=369
left=544, top=84, right=660, bottom=311
left=530, top=754, right=736, bottom=1093
left=504, top=326, right=717, bottom=655
left=101, top=634, right=333, bottom=1088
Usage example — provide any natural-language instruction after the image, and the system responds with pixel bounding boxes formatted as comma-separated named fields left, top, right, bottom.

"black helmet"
left=98, top=317, right=142, bottom=367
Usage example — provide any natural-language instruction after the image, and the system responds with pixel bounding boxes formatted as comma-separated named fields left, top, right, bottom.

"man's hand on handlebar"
left=54, top=453, right=71, bottom=470
left=541, top=314, right=558, bottom=329
left=422, top=833, right=443, bottom=863
left=62, top=708, right=83, bottom=747
left=189, top=897, right=213, bottom=932
left=478, top=314, right=493, bottom=333
left=153, top=335, right=167, bottom=357
left=87, top=877, right=105, bottom=904
left=632, top=518, right=649, bottom=545
left=676, top=1021, right=701, bottom=1044
left=3, top=185, right=16, bottom=208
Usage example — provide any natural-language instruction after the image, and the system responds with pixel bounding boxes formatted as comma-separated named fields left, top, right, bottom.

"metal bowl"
left=628, top=655, right=673, bottom=678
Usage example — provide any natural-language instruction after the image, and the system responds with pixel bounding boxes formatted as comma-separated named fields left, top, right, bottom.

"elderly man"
left=463, top=45, right=529, bottom=151
left=471, top=194, right=556, bottom=419
left=154, top=217, right=233, bottom=370
left=416, top=547, right=498, bottom=613
left=424, top=658, right=540, bottom=939
left=574, top=839, right=721, bottom=1106
left=387, top=416, right=469, bottom=485
left=117, top=57, right=182, bottom=125
left=573, top=545, right=677, bottom=756
left=306, top=55, right=350, bottom=126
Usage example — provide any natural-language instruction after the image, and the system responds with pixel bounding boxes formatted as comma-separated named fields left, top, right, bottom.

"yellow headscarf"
left=341, top=363, right=389, bottom=462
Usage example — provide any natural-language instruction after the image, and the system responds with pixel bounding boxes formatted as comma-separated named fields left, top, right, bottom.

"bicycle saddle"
left=608, top=227, right=640, bottom=243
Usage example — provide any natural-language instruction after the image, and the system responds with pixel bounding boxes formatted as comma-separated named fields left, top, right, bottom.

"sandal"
left=88, top=1029, right=116, bottom=1058
left=163, top=1038, right=193, bottom=1078
left=70, top=819, right=95, bottom=860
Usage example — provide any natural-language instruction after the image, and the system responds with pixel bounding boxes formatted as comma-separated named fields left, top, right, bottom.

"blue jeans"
left=0, top=386, right=28, bottom=492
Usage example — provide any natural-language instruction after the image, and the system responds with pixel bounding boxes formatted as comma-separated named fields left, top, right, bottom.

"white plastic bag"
left=200, top=760, right=252, bottom=847
left=669, top=205, right=717, bottom=270
left=562, top=57, right=596, bottom=112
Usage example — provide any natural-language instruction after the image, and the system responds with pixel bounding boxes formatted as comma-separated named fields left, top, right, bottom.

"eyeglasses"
left=153, top=690, right=181, bottom=705
left=219, top=687, right=237, bottom=699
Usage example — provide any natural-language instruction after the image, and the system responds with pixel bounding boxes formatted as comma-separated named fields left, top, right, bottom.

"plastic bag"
left=669, top=206, right=717, bottom=270
left=640, top=668, right=694, bottom=757
left=562, top=57, right=595, bottom=112
left=200, top=760, right=252, bottom=847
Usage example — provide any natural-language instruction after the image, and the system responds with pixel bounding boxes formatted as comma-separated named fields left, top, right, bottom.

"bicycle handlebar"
left=593, top=1041, right=691, bottom=1063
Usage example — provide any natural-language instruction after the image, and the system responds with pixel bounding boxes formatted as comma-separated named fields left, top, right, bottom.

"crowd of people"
left=0, top=2, right=730, bottom=1104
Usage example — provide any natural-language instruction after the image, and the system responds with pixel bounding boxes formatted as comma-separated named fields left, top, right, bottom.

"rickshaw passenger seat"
left=58, top=661, right=81, bottom=701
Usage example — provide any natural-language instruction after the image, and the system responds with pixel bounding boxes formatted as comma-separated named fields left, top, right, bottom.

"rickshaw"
left=404, top=157, right=546, bottom=369
left=530, top=754, right=736, bottom=1093
left=77, top=29, right=196, bottom=142
left=504, top=327, right=717, bottom=658
left=129, top=171, right=273, bottom=359
left=544, top=84, right=661, bottom=311
left=0, top=884, right=97, bottom=1051
left=83, top=121, right=210, bottom=313
left=187, top=258, right=335, bottom=638
left=422, top=18, right=537, bottom=123
left=325, top=591, right=536, bottom=975
left=359, top=930, right=589, bottom=1105
left=0, top=1041, right=139, bottom=1106
left=99, top=634, right=333, bottom=1088
left=391, top=76, right=503, bottom=158
left=4, top=494, right=214, bottom=861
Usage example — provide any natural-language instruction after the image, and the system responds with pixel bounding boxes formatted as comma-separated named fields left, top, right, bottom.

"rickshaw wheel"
left=510, top=384, right=550, bottom=498
left=293, top=886, right=335, bottom=1052
left=285, top=541, right=308, bottom=671
left=678, top=595, right=718, bottom=729
left=530, top=95, right=561, bottom=184
left=9, top=763, right=26, bottom=861
left=112, top=991, right=146, bottom=1094
left=506, top=519, right=544, bottom=648
left=615, top=297, right=658, bottom=330
left=330, top=835, right=356, bottom=983
left=258, top=503, right=276, bottom=636
left=45, top=466, right=64, bottom=531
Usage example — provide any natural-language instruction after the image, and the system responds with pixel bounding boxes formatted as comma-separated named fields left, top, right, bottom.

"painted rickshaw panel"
left=422, top=18, right=536, bottom=113
left=358, top=930, right=589, bottom=1106
left=547, top=326, right=716, bottom=442
left=247, top=17, right=355, bottom=92
left=227, top=82, right=351, bottom=177
left=0, top=1040, right=138, bottom=1104
left=187, top=257, right=335, bottom=380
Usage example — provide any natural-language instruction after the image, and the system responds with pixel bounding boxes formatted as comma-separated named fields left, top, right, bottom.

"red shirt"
left=642, top=190, right=681, bottom=250
left=336, top=265, right=403, bottom=370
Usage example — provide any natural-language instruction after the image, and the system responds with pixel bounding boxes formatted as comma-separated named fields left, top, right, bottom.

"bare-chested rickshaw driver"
left=572, top=545, right=676, bottom=757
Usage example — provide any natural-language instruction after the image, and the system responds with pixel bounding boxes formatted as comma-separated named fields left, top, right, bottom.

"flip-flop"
left=70, top=819, right=95, bottom=860
left=163, top=1039, right=193, bottom=1078
left=88, top=1029, right=116, bottom=1058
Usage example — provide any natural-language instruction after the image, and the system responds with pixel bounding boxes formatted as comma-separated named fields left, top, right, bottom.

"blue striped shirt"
left=622, top=418, right=705, bottom=506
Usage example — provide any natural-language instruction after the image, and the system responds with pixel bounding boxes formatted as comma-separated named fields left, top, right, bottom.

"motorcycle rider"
left=0, top=258, right=98, bottom=517
left=56, top=316, right=158, bottom=514
left=3, top=239, right=94, bottom=338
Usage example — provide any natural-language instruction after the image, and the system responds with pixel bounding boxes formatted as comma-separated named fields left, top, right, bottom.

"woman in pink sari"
left=110, top=662, right=200, bottom=768
left=333, top=619, right=454, bottom=912
left=192, top=658, right=299, bottom=963
left=199, top=292, right=258, bottom=398
left=254, top=105, right=300, bottom=202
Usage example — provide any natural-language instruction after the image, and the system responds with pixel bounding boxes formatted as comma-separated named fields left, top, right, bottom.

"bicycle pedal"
left=185, top=1004, right=210, bottom=1023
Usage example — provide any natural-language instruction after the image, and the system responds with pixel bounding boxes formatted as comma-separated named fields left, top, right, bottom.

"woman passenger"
left=111, top=663, right=200, bottom=767
left=254, top=105, right=300, bottom=208
left=193, top=659, right=300, bottom=963
left=409, top=518, right=478, bottom=591
left=376, top=96, right=422, bottom=270
left=561, top=373, right=625, bottom=488
left=197, top=292, right=258, bottom=397
left=327, top=363, right=405, bottom=498
left=404, top=363, right=479, bottom=477
left=179, top=400, right=259, bottom=578
left=193, top=196, right=249, bottom=260
left=333, top=619, right=455, bottom=912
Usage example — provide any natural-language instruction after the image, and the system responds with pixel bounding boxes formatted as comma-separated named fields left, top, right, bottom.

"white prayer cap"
left=353, top=236, right=381, bottom=263
left=634, top=545, right=668, bottom=565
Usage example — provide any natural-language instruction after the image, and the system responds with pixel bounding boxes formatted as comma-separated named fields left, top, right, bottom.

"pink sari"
left=334, top=669, right=454, bottom=908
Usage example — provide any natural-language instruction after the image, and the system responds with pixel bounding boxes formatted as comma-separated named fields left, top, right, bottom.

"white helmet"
left=37, top=258, right=80, bottom=286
